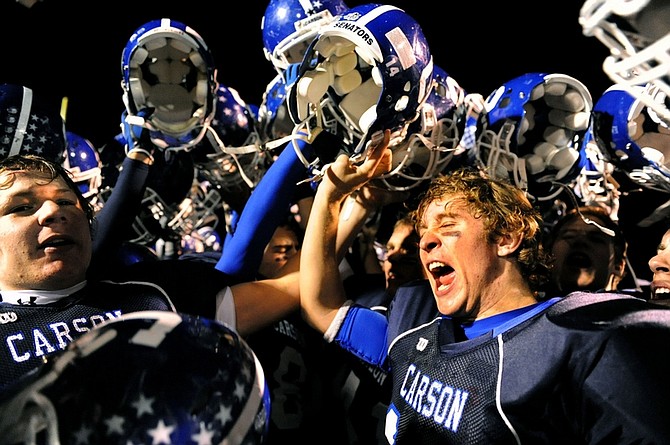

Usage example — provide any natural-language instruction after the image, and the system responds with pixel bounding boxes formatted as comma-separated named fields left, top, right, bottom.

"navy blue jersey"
left=108, top=258, right=234, bottom=318
left=333, top=291, right=670, bottom=444
left=389, top=293, right=670, bottom=443
left=0, top=280, right=174, bottom=392
left=386, top=279, right=439, bottom=343
left=245, top=311, right=337, bottom=444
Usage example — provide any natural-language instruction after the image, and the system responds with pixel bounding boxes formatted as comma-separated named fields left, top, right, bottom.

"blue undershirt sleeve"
left=215, top=138, right=315, bottom=281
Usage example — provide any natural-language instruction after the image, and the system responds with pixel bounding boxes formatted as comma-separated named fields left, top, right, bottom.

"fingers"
left=361, top=129, right=392, bottom=176
left=323, top=130, right=393, bottom=197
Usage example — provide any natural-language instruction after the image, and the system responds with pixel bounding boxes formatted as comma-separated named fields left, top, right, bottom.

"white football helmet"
left=580, top=0, right=670, bottom=125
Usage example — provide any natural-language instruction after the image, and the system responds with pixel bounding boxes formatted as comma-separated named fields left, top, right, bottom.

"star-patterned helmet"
left=0, top=83, right=66, bottom=163
left=0, top=311, right=270, bottom=445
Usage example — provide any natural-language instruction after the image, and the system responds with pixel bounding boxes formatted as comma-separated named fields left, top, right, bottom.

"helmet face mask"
left=192, top=85, right=266, bottom=191
left=580, top=0, right=670, bottom=126
left=376, top=66, right=467, bottom=192
left=121, top=18, right=218, bottom=151
left=592, top=85, right=670, bottom=194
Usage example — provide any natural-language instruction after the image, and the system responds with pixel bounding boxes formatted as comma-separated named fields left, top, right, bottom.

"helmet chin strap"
left=554, top=182, right=617, bottom=237
left=203, top=126, right=258, bottom=189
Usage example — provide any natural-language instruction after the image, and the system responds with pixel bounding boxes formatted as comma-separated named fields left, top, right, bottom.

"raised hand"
left=321, top=129, right=393, bottom=201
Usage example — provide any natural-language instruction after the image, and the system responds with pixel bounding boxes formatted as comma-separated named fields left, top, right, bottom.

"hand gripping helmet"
left=0, top=83, right=66, bottom=163
left=374, top=65, right=467, bottom=192
left=475, top=72, right=593, bottom=204
left=261, top=0, right=350, bottom=73
left=287, top=3, right=434, bottom=162
left=579, top=0, right=670, bottom=125
left=121, top=18, right=218, bottom=151
left=0, top=311, right=270, bottom=445
left=63, top=131, right=103, bottom=199
left=191, top=84, right=266, bottom=192
left=592, top=84, right=670, bottom=194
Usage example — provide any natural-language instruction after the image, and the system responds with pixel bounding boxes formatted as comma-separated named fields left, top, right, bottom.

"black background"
left=2, top=0, right=612, bottom=146
left=1, top=0, right=663, bottom=285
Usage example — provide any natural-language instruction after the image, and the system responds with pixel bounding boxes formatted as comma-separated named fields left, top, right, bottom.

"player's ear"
left=497, top=231, right=524, bottom=257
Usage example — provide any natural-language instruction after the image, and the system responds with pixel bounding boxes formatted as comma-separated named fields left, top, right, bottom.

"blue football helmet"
left=63, top=131, right=103, bottom=200
left=191, top=84, right=266, bottom=191
left=0, top=83, right=66, bottom=163
left=592, top=84, right=670, bottom=194
left=474, top=72, right=593, bottom=204
left=0, top=311, right=270, bottom=445
left=261, top=0, right=349, bottom=73
left=121, top=18, right=218, bottom=151
left=580, top=0, right=670, bottom=125
left=258, top=73, right=295, bottom=143
left=287, top=3, right=434, bottom=163
left=374, top=66, right=467, bottom=192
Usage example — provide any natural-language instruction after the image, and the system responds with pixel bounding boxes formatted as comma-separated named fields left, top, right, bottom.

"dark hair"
left=0, top=155, right=95, bottom=230
left=547, top=205, right=627, bottom=265
left=412, top=168, right=551, bottom=293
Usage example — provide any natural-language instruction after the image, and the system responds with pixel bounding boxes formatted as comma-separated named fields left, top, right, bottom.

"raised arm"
left=300, top=130, right=392, bottom=333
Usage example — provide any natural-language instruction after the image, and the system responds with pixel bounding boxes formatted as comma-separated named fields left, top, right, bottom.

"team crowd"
left=0, top=0, right=670, bottom=444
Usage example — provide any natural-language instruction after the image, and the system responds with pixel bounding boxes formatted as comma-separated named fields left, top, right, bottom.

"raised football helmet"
left=63, top=131, right=103, bottom=200
left=191, top=84, right=266, bottom=192
left=579, top=0, right=670, bottom=125
left=261, top=0, right=349, bottom=73
left=286, top=3, right=434, bottom=164
left=0, top=311, right=270, bottom=445
left=592, top=84, right=670, bottom=197
left=0, top=83, right=66, bottom=163
left=258, top=73, right=296, bottom=143
left=374, top=65, right=467, bottom=192
left=121, top=18, right=218, bottom=151
left=474, top=72, right=593, bottom=204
